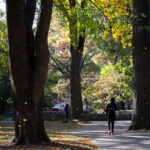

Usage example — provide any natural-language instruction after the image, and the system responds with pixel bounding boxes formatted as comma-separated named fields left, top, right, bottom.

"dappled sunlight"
left=0, top=121, right=98, bottom=149
left=45, top=121, right=98, bottom=149
left=77, top=121, right=150, bottom=150
left=0, top=122, right=15, bottom=143
left=61, top=130, right=106, bottom=134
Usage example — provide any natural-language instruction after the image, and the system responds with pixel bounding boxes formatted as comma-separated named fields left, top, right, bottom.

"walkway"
left=67, top=121, right=150, bottom=150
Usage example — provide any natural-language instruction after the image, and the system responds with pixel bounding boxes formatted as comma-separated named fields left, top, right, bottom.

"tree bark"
left=6, top=0, right=53, bottom=144
left=69, top=0, right=86, bottom=119
left=70, top=43, right=84, bottom=119
left=129, top=0, right=150, bottom=130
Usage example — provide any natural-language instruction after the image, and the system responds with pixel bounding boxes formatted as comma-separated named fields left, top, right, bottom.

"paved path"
left=67, top=121, right=150, bottom=150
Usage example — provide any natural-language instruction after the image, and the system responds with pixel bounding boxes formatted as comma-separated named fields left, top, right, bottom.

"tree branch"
left=34, top=0, right=53, bottom=68
left=52, top=56, right=71, bottom=73
left=69, top=0, right=76, bottom=8
left=54, top=2, right=70, bottom=20
left=80, top=53, right=87, bottom=72
left=33, top=0, right=53, bottom=105
left=25, top=0, right=36, bottom=29
left=50, top=63, right=68, bottom=80
left=50, top=55, right=70, bottom=79
left=35, top=0, right=53, bottom=44
left=88, top=0, right=101, bottom=11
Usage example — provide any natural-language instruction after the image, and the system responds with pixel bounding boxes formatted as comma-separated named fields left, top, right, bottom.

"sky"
left=0, top=0, right=5, bottom=12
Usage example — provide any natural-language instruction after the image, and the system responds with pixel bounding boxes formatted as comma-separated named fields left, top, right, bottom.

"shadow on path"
left=64, top=121, right=150, bottom=150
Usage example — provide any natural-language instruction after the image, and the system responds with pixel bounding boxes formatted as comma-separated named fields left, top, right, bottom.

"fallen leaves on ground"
left=0, top=121, right=98, bottom=150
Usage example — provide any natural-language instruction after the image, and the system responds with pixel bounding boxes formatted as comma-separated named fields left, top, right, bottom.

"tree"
left=54, top=0, right=87, bottom=119
left=6, top=0, right=53, bottom=144
left=129, top=0, right=150, bottom=130
left=67, top=0, right=88, bottom=119
left=80, top=0, right=133, bottom=112
left=53, top=0, right=133, bottom=116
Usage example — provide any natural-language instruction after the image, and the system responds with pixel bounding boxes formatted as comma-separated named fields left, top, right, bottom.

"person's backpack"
left=108, top=104, right=115, bottom=117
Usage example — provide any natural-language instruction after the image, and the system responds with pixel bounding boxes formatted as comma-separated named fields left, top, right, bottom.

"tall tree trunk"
left=6, top=0, right=53, bottom=145
left=69, top=0, right=86, bottom=119
left=70, top=44, right=84, bottom=119
left=129, top=0, right=150, bottom=130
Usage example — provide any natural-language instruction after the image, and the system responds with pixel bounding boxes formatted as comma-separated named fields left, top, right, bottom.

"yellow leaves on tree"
left=112, top=23, right=132, bottom=48
left=93, top=0, right=133, bottom=48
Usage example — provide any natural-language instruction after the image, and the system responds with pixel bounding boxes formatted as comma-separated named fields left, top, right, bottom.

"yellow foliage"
left=93, top=0, right=133, bottom=48
left=54, top=0, right=133, bottom=51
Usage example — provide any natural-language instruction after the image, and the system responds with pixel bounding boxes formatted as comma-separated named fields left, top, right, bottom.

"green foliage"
left=0, top=0, right=134, bottom=113
left=72, top=119, right=79, bottom=123
left=0, top=20, right=8, bottom=75
left=101, top=63, right=115, bottom=78
left=82, top=50, right=133, bottom=112
left=48, top=0, right=134, bottom=112
left=0, top=10, right=10, bottom=114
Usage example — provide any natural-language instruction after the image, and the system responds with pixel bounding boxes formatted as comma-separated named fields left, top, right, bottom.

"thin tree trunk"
left=69, top=0, right=86, bottom=119
left=6, top=0, right=53, bottom=144
left=70, top=46, right=83, bottom=119
left=129, top=0, right=150, bottom=130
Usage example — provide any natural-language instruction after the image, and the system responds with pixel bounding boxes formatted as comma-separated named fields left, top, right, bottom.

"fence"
left=43, top=111, right=132, bottom=121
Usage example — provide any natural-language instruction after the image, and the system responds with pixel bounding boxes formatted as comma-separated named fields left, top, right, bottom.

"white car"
left=52, top=102, right=66, bottom=112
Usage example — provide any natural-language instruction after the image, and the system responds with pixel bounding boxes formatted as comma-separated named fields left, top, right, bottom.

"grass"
left=0, top=121, right=98, bottom=150
left=0, top=122, right=14, bottom=143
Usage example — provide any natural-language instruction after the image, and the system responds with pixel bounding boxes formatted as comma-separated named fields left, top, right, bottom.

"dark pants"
left=108, top=116, right=115, bottom=133
left=65, top=112, right=69, bottom=119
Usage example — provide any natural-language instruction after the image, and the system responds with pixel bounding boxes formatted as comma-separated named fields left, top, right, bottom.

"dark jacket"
left=64, top=105, right=70, bottom=113
left=106, top=102, right=117, bottom=120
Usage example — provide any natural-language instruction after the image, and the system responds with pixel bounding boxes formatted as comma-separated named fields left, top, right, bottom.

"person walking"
left=64, top=104, right=70, bottom=120
left=106, top=97, right=117, bottom=135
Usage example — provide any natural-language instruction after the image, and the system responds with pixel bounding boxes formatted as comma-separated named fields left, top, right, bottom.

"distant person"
left=106, top=97, right=117, bottom=135
left=64, top=104, right=70, bottom=119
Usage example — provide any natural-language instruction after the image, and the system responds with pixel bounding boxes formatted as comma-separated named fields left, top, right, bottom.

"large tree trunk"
left=6, top=0, right=53, bottom=144
left=129, top=0, right=150, bottom=130
left=69, top=0, right=86, bottom=119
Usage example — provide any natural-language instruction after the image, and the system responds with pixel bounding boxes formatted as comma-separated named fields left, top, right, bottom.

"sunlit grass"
left=45, top=121, right=83, bottom=143
left=45, top=121, right=97, bottom=149
left=0, top=122, right=14, bottom=143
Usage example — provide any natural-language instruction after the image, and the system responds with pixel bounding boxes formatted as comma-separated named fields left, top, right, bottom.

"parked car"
left=52, top=102, right=66, bottom=112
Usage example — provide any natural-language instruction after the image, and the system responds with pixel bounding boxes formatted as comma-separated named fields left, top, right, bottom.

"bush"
left=72, top=119, right=79, bottom=123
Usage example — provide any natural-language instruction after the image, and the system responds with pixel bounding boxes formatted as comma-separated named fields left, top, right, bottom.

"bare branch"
left=80, top=53, right=87, bottom=72
left=50, top=55, right=70, bottom=79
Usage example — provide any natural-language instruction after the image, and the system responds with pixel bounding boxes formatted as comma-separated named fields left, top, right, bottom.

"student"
left=106, top=97, right=117, bottom=135
left=64, top=104, right=70, bottom=119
